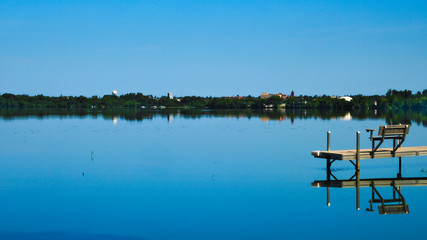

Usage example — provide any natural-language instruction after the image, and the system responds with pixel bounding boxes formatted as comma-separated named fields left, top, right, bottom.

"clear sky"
left=1, top=0, right=426, bottom=97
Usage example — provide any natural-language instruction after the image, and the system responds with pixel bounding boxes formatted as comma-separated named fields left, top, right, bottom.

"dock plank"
left=311, top=146, right=427, bottom=161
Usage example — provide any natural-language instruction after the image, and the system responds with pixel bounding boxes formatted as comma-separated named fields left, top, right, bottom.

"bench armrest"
left=366, top=128, right=376, bottom=140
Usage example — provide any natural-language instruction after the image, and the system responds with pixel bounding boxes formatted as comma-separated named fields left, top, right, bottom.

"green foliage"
left=1, top=89, right=426, bottom=110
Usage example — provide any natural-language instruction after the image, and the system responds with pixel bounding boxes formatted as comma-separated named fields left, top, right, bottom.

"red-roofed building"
left=260, top=93, right=287, bottom=99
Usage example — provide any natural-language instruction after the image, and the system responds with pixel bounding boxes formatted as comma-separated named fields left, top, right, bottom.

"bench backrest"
left=378, top=125, right=410, bottom=137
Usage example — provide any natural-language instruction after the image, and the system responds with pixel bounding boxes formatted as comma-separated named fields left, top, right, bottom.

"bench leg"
left=392, top=138, right=405, bottom=156
left=371, top=139, right=384, bottom=158
left=393, top=139, right=396, bottom=157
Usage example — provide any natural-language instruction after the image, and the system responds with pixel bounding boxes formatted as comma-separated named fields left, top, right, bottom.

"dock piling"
left=327, top=131, right=331, bottom=206
left=356, top=131, right=360, bottom=210
left=356, top=131, right=360, bottom=172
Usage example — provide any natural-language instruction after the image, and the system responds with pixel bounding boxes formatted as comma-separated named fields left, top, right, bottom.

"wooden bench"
left=366, top=124, right=410, bottom=157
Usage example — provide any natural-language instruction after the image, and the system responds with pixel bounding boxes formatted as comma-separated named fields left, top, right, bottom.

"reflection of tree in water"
left=1, top=108, right=427, bottom=126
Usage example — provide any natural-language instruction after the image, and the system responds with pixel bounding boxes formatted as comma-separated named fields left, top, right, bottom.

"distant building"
left=260, top=93, right=270, bottom=99
left=260, top=93, right=287, bottom=99
left=168, top=92, right=173, bottom=99
left=290, top=91, right=295, bottom=97
left=112, top=90, right=118, bottom=96
left=339, top=96, right=353, bottom=102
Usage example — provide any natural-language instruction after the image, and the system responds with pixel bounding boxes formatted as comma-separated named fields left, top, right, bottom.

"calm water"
left=0, top=109, right=427, bottom=240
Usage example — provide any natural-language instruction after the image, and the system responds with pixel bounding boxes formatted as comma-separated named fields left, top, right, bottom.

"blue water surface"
left=0, top=110, right=426, bottom=239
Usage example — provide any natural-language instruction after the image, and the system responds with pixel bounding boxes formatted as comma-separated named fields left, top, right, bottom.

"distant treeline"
left=1, top=89, right=427, bottom=110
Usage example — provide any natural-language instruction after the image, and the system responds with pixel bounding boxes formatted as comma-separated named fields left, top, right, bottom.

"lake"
left=0, top=109, right=427, bottom=240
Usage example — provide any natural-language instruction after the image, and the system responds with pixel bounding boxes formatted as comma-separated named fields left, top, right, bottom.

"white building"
left=112, top=90, right=118, bottom=96
left=168, top=92, right=173, bottom=99
left=339, top=96, right=352, bottom=102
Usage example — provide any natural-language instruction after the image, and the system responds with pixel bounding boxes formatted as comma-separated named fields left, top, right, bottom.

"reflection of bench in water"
left=372, top=182, right=408, bottom=215
left=311, top=177, right=426, bottom=215
left=378, top=204, right=408, bottom=215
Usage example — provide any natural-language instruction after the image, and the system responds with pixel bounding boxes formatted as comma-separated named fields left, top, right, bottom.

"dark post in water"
left=356, top=131, right=360, bottom=210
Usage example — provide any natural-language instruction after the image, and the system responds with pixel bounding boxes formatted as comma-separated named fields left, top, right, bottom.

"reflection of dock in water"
left=311, top=174, right=425, bottom=215
left=312, top=154, right=426, bottom=215
left=312, top=177, right=427, bottom=188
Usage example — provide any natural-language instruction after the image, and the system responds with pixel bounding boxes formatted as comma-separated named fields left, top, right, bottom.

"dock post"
left=356, top=170, right=360, bottom=210
left=398, top=157, right=402, bottom=178
left=356, top=131, right=360, bottom=210
left=356, top=131, right=360, bottom=172
left=327, top=131, right=331, bottom=206
left=326, top=131, right=331, bottom=176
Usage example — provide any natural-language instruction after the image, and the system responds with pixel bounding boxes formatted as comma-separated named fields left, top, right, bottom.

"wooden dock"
left=312, top=146, right=427, bottom=161
left=311, top=129, right=427, bottom=213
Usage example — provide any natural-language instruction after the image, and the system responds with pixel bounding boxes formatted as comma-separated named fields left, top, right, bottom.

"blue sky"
left=1, top=0, right=426, bottom=97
